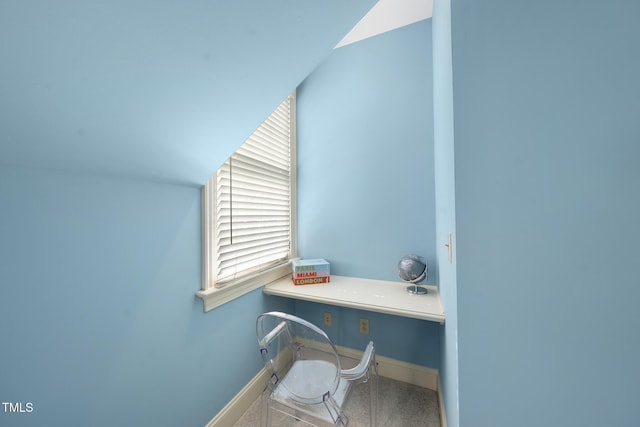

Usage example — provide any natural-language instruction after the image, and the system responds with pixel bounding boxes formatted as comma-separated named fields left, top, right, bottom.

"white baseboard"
left=333, top=343, right=439, bottom=391
left=205, top=369, right=268, bottom=427
left=437, top=374, right=448, bottom=427
left=205, top=346, right=444, bottom=427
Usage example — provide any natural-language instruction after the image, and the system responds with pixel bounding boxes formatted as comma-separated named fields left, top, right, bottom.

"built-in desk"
left=263, top=275, right=445, bottom=324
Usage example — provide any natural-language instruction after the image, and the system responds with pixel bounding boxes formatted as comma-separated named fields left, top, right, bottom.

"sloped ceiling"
left=0, top=0, right=376, bottom=184
left=336, top=0, right=432, bottom=48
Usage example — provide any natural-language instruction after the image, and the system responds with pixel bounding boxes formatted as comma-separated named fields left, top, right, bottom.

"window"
left=197, top=93, right=297, bottom=311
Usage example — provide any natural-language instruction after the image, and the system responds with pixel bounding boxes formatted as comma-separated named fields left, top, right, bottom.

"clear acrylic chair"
left=256, top=311, right=377, bottom=427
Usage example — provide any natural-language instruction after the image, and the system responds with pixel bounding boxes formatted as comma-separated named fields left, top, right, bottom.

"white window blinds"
left=204, top=95, right=294, bottom=289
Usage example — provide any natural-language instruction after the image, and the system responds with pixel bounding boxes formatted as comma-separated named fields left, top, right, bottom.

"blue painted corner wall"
left=432, top=0, right=459, bottom=425
left=296, top=20, right=440, bottom=368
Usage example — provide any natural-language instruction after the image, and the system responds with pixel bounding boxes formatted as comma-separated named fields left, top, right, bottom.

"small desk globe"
left=398, top=254, right=428, bottom=295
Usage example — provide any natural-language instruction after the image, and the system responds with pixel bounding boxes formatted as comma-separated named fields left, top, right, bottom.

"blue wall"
left=294, top=300, right=441, bottom=368
left=450, top=1, right=640, bottom=426
left=0, top=166, right=294, bottom=426
left=296, top=20, right=440, bottom=368
left=432, top=0, right=459, bottom=425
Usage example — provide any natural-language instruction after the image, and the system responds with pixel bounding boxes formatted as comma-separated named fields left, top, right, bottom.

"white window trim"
left=197, top=93, right=297, bottom=312
left=196, top=261, right=294, bottom=312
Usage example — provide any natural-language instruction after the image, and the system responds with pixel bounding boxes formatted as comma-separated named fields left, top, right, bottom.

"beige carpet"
left=233, top=376, right=441, bottom=427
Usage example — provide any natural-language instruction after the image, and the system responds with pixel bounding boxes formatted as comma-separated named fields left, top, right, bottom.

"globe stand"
left=406, top=284, right=428, bottom=295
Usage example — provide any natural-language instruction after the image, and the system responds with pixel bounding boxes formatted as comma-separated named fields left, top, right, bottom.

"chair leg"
left=369, top=358, right=378, bottom=427
left=323, top=392, right=349, bottom=426
left=260, top=389, right=271, bottom=427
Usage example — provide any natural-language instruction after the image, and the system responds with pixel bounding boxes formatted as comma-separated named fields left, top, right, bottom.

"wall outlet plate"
left=359, top=318, right=369, bottom=334
left=324, top=312, right=332, bottom=327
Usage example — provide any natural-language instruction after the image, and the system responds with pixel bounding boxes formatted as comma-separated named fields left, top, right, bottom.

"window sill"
left=196, top=262, right=292, bottom=312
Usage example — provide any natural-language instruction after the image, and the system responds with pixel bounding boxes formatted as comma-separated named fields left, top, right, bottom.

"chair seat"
left=271, top=360, right=352, bottom=424
left=277, top=360, right=343, bottom=403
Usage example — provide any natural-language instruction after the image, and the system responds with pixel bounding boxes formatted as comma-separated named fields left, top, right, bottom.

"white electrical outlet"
left=324, top=312, right=332, bottom=327
left=359, top=318, right=369, bottom=334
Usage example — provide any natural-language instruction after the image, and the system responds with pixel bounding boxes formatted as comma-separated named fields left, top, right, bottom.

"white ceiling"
left=336, top=0, right=433, bottom=48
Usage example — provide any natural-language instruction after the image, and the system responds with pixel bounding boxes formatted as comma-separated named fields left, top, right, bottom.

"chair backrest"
left=256, top=311, right=341, bottom=404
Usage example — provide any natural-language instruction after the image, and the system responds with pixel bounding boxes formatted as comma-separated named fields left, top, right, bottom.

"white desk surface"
left=263, top=275, right=445, bottom=324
